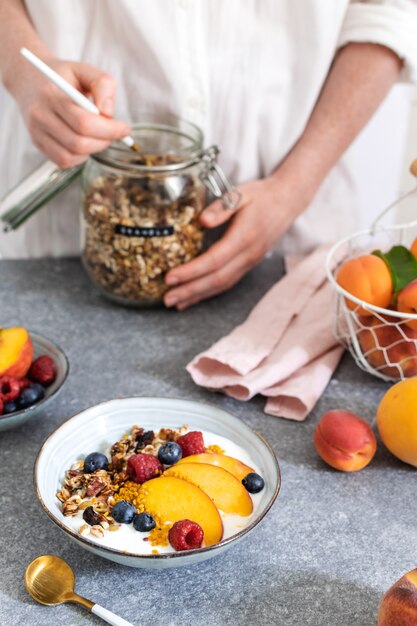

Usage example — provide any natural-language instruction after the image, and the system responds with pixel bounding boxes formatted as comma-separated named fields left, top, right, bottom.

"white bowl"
left=35, top=397, right=281, bottom=569
left=0, top=332, right=69, bottom=432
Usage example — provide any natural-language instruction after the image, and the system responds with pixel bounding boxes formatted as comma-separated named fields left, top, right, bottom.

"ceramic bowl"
left=35, top=397, right=281, bottom=569
left=0, top=332, right=69, bottom=433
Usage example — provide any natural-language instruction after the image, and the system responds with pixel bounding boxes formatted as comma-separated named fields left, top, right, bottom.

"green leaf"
left=372, top=245, right=417, bottom=293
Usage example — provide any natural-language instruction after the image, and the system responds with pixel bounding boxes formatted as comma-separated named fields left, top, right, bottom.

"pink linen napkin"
left=186, top=245, right=344, bottom=421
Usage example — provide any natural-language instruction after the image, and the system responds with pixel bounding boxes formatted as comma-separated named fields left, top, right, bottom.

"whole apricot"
left=336, top=255, right=392, bottom=315
left=358, top=314, right=417, bottom=378
left=397, top=280, right=417, bottom=330
left=314, top=410, right=377, bottom=472
left=377, top=378, right=417, bottom=467
left=378, top=568, right=417, bottom=625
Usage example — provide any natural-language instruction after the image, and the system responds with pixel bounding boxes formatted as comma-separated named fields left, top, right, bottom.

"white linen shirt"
left=0, top=0, right=417, bottom=258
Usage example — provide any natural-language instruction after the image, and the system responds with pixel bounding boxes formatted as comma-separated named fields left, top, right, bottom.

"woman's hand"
left=164, top=175, right=303, bottom=310
left=10, top=58, right=130, bottom=168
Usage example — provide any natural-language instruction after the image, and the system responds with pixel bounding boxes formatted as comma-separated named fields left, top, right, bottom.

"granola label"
left=115, top=224, right=174, bottom=238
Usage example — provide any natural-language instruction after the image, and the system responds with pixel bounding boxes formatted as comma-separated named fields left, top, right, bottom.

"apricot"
left=313, top=410, right=377, bottom=472
left=165, top=463, right=253, bottom=516
left=378, top=568, right=417, bottom=625
left=140, top=476, right=223, bottom=546
left=358, top=314, right=417, bottom=378
left=397, top=280, right=417, bottom=330
left=336, top=255, right=392, bottom=315
left=377, top=378, right=417, bottom=467
left=0, top=327, right=33, bottom=378
left=177, top=452, right=254, bottom=481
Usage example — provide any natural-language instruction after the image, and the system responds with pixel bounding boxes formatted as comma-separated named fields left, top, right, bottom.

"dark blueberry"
left=158, top=442, right=182, bottom=465
left=3, top=401, right=18, bottom=414
left=18, top=383, right=45, bottom=408
left=84, top=452, right=109, bottom=473
left=133, top=512, right=156, bottom=533
left=83, top=506, right=100, bottom=526
left=135, top=430, right=154, bottom=451
left=112, top=500, right=136, bottom=524
left=242, top=473, right=265, bottom=494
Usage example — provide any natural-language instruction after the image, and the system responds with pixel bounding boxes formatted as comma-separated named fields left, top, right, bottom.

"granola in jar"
left=81, top=152, right=206, bottom=306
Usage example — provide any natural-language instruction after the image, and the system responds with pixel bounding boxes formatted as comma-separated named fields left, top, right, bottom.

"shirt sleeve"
left=338, top=0, right=417, bottom=82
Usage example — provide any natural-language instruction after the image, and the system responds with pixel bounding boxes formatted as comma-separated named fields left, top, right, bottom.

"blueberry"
left=242, top=472, right=265, bottom=494
left=112, top=500, right=136, bottom=524
left=18, top=383, right=45, bottom=408
left=133, top=512, right=156, bottom=532
left=158, top=442, right=182, bottom=465
left=3, top=401, right=18, bottom=414
left=84, top=452, right=109, bottom=473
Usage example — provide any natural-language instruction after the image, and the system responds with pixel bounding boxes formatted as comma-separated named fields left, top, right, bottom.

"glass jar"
left=80, top=114, right=239, bottom=306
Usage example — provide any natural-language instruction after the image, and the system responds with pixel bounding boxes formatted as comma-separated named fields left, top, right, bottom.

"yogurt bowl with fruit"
left=35, top=397, right=281, bottom=568
left=0, top=328, right=69, bottom=432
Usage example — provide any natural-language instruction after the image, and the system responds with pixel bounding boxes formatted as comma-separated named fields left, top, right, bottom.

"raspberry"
left=0, top=376, right=21, bottom=403
left=168, top=519, right=204, bottom=551
left=28, top=355, right=57, bottom=386
left=127, top=454, right=162, bottom=484
left=19, top=378, right=31, bottom=391
left=176, top=431, right=205, bottom=457
left=0, top=398, right=3, bottom=415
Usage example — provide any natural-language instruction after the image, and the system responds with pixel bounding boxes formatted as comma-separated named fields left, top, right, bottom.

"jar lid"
left=0, top=160, right=83, bottom=231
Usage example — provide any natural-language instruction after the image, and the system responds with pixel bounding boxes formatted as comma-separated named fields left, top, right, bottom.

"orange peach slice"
left=0, top=327, right=33, bottom=378
left=164, top=463, right=253, bottom=516
left=140, top=476, right=223, bottom=546
left=177, top=452, right=254, bottom=481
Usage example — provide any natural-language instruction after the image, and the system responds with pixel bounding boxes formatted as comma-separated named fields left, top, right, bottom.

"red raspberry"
left=176, top=431, right=205, bottom=457
left=0, top=376, right=21, bottom=403
left=168, top=519, right=204, bottom=551
left=28, top=355, right=57, bottom=386
left=19, top=378, right=31, bottom=391
left=127, top=454, right=162, bottom=484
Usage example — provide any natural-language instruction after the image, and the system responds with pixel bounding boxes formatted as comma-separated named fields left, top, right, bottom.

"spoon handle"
left=92, top=603, right=134, bottom=626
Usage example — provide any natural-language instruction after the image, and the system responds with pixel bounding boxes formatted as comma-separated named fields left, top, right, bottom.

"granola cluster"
left=81, top=154, right=206, bottom=304
left=56, top=424, right=187, bottom=540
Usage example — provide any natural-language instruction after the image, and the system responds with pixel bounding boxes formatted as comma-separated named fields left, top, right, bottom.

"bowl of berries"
left=0, top=326, right=69, bottom=432
left=35, top=397, right=280, bottom=568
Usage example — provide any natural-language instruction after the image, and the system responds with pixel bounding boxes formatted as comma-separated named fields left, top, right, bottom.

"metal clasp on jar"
left=199, top=146, right=242, bottom=210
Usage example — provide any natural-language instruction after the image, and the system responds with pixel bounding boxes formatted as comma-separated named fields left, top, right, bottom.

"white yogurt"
left=64, top=429, right=263, bottom=555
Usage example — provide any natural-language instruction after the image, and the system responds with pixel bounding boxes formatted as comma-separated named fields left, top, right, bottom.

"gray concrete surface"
left=0, top=256, right=412, bottom=626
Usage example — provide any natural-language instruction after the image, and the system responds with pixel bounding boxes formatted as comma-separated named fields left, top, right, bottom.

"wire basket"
left=326, top=184, right=417, bottom=382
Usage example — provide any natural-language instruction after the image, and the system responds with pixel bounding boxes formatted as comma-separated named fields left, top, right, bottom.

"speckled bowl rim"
left=34, top=397, right=281, bottom=561
left=0, top=331, right=70, bottom=422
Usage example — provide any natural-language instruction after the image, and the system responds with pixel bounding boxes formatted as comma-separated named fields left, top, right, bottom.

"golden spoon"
left=25, top=555, right=134, bottom=626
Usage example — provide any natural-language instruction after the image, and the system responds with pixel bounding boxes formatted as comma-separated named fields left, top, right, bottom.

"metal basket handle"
left=370, top=158, right=417, bottom=234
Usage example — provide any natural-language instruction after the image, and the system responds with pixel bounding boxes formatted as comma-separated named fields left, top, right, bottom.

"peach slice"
left=177, top=453, right=254, bottom=481
left=140, top=476, right=223, bottom=546
left=164, top=463, right=253, bottom=516
left=0, top=327, right=33, bottom=378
